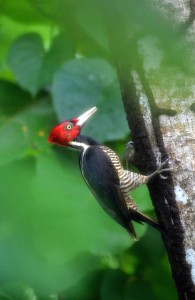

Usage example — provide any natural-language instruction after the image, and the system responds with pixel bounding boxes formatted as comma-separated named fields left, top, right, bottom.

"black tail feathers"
left=128, top=208, right=165, bottom=236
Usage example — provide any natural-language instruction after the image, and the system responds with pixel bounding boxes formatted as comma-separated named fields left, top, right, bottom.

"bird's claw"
left=157, top=158, right=173, bottom=179
left=148, top=158, right=172, bottom=180
left=159, top=174, right=168, bottom=179
left=126, top=141, right=134, bottom=149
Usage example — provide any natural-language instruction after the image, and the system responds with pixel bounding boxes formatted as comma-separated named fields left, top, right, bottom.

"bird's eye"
left=65, top=123, right=73, bottom=130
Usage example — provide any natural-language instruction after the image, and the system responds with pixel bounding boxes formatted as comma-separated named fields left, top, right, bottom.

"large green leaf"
left=0, top=80, right=57, bottom=167
left=0, top=16, right=60, bottom=82
left=7, top=32, right=76, bottom=95
left=7, top=33, right=45, bottom=95
left=39, top=33, right=75, bottom=87
left=0, top=96, right=55, bottom=166
left=0, top=80, right=32, bottom=117
left=2, top=0, right=49, bottom=24
left=75, top=0, right=109, bottom=51
left=52, top=58, right=129, bottom=142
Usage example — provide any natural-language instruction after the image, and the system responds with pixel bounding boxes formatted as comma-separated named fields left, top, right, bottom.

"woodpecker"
left=49, top=107, right=170, bottom=240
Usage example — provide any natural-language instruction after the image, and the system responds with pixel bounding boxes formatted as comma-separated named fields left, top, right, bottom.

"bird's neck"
left=68, top=135, right=100, bottom=151
left=68, top=140, right=89, bottom=151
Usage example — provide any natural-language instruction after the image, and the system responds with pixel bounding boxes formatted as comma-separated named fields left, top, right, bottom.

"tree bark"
left=100, top=0, right=195, bottom=298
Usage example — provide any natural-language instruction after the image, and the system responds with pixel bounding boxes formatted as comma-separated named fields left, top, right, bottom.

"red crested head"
left=48, top=107, right=97, bottom=146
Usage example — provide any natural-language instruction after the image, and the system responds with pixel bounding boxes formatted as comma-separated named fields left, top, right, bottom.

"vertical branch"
left=99, top=0, right=195, bottom=298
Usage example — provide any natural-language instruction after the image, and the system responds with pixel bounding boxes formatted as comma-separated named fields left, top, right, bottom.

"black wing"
left=80, top=146, right=132, bottom=229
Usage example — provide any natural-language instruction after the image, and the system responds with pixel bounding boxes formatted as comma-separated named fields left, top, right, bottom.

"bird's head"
left=48, top=107, right=97, bottom=146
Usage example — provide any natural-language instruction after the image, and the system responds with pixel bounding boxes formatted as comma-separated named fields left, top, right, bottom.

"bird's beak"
left=76, top=107, right=97, bottom=127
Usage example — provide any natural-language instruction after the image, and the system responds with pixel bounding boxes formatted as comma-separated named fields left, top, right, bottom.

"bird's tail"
left=128, top=208, right=163, bottom=233
left=126, top=221, right=139, bottom=241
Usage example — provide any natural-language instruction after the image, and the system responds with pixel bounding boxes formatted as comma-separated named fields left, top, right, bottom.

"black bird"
left=49, top=107, right=169, bottom=240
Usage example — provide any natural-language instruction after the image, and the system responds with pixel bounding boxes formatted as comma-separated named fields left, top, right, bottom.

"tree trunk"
left=101, top=0, right=195, bottom=298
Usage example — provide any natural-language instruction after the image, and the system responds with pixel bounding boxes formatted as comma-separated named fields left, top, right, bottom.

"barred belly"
left=101, top=145, right=148, bottom=211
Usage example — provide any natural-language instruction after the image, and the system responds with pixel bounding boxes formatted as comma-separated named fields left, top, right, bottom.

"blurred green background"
left=0, top=0, right=186, bottom=299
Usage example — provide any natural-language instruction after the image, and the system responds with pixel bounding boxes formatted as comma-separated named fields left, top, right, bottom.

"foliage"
left=0, top=0, right=182, bottom=299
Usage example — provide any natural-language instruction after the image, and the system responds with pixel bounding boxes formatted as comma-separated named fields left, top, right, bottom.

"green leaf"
left=52, top=57, right=129, bottom=142
left=7, top=33, right=45, bottom=95
left=0, top=97, right=55, bottom=166
left=39, top=32, right=75, bottom=87
left=2, top=0, right=49, bottom=24
left=0, top=80, right=32, bottom=117
left=0, top=16, right=60, bottom=82
left=28, top=0, right=68, bottom=24
left=75, top=1, right=109, bottom=51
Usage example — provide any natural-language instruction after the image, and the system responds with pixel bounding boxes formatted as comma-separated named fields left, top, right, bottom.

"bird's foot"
left=126, top=141, right=134, bottom=149
left=148, top=158, right=172, bottom=180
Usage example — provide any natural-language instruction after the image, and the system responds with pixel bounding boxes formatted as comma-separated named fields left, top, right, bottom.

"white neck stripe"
left=68, top=141, right=89, bottom=151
